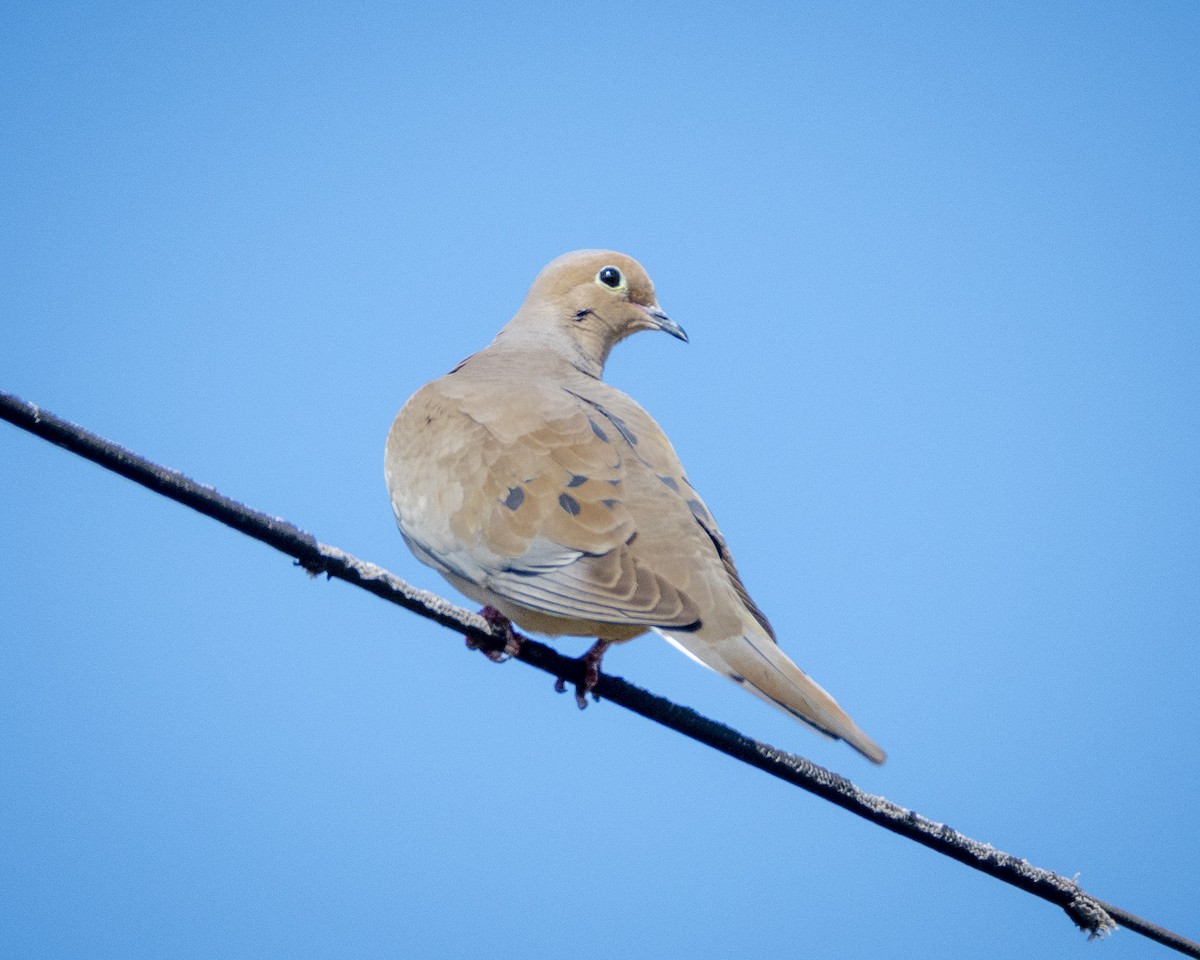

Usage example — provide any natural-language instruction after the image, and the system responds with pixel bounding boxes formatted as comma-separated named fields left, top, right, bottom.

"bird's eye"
left=596, top=266, right=624, bottom=289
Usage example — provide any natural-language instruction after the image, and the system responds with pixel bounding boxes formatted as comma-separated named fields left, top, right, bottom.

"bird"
left=385, top=250, right=885, bottom=764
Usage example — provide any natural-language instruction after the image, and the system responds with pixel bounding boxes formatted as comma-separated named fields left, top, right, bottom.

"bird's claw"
left=466, top=606, right=522, bottom=662
left=553, top=639, right=612, bottom=709
left=553, top=674, right=596, bottom=709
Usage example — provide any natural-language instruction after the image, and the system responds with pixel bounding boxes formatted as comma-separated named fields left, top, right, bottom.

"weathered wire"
left=2, top=390, right=1196, bottom=958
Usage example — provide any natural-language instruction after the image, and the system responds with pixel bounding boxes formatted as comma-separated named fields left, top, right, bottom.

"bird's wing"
left=386, top=375, right=708, bottom=629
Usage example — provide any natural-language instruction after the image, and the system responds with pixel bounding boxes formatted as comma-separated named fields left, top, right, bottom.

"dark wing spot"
left=606, top=478, right=621, bottom=487
left=690, top=506, right=734, bottom=568
left=658, top=475, right=679, bottom=491
left=566, top=473, right=588, bottom=488
left=686, top=498, right=711, bottom=522
left=503, top=486, right=525, bottom=510
left=607, top=414, right=638, bottom=446
left=566, top=390, right=638, bottom=447
left=601, top=498, right=620, bottom=509
left=499, top=565, right=541, bottom=577
left=558, top=493, right=581, bottom=516
left=729, top=673, right=746, bottom=684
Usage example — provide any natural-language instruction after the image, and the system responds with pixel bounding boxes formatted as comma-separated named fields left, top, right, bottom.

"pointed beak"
left=644, top=305, right=688, bottom=342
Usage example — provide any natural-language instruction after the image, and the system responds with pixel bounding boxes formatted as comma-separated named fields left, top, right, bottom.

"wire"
left=2, top=389, right=1196, bottom=958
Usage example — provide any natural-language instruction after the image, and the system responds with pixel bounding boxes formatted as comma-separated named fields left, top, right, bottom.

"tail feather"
left=657, top=626, right=886, bottom=765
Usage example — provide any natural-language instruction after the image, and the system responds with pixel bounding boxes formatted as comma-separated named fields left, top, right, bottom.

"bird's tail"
left=657, top=624, right=886, bottom=765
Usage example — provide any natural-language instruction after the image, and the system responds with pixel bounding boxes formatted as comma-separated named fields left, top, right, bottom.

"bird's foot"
left=466, top=606, right=522, bottom=662
left=554, top=639, right=612, bottom=709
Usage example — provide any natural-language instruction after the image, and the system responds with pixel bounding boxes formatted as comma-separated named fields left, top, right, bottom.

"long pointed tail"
left=658, top=625, right=886, bottom=765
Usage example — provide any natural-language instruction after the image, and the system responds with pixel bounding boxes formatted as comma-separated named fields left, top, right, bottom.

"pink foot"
left=466, top=606, right=522, bottom=662
left=554, top=639, right=612, bottom=709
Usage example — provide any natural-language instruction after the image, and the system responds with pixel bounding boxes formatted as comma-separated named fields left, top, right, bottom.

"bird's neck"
left=490, top=316, right=613, bottom=381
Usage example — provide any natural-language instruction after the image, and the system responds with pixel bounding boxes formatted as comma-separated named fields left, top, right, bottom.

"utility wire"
left=2, top=389, right=1196, bottom=959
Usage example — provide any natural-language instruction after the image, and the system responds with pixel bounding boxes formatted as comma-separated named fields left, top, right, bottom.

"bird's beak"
left=643, top=304, right=688, bottom=342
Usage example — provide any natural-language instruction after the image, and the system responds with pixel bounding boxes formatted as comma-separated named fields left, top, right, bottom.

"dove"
left=385, top=250, right=885, bottom=763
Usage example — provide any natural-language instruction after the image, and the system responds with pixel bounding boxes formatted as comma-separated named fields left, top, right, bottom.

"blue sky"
left=3, top=3, right=1198, bottom=957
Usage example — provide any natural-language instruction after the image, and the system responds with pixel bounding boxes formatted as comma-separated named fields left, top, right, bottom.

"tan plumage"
left=385, top=250, right=885, bottom=764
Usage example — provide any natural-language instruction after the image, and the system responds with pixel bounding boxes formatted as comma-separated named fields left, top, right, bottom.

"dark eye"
left=598, top=266, right=623, bottom=288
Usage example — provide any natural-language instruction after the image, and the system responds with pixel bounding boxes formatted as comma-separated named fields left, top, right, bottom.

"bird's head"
left=501, top=250, right=686, bottom=377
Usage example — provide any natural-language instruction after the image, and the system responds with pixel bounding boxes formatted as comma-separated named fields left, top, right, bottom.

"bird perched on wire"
left=385, top=250, right=885, bottom=764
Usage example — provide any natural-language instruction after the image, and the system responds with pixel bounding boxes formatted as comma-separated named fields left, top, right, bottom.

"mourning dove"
left=385, top=250, right=886, bottom=764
